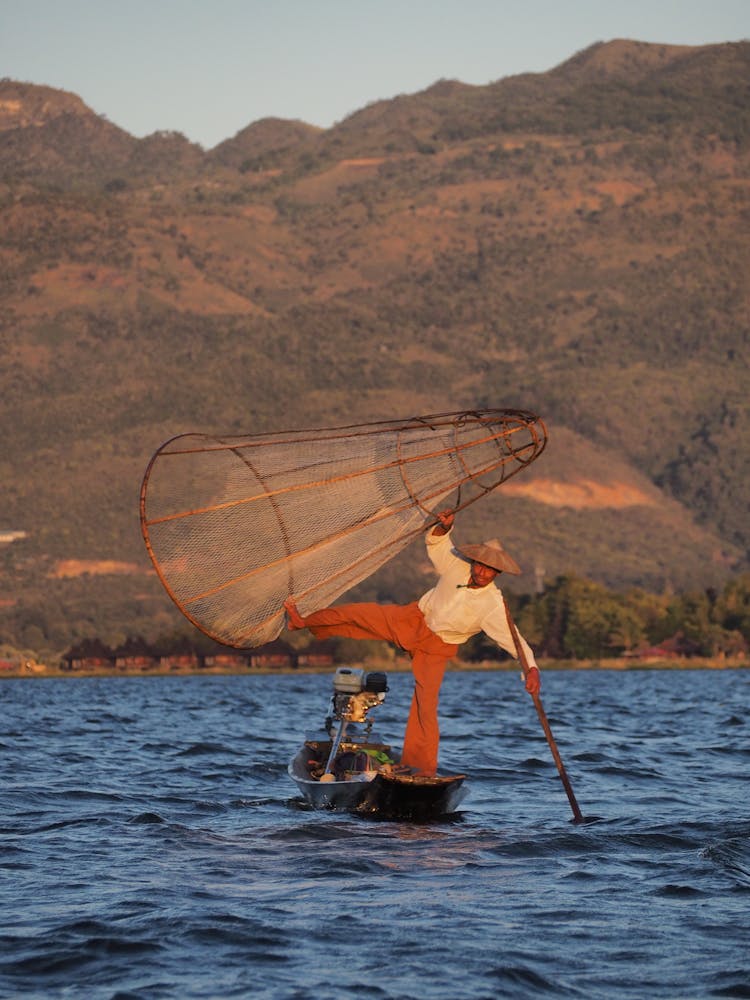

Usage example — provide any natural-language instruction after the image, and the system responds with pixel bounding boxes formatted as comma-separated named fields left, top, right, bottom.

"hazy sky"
left=2, top=0, right=748, bottom=149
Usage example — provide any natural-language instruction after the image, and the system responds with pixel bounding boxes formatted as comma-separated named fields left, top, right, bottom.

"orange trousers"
left=300, top=601, right=458, bottom=775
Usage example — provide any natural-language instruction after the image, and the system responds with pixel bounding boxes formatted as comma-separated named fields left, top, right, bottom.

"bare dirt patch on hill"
left=50, top=560, right=149, bottom=578
left=502, top=478, right=659, bottom=509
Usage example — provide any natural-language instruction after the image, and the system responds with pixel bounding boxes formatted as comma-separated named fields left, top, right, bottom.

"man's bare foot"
left=283, top=597, right=306, bottom=630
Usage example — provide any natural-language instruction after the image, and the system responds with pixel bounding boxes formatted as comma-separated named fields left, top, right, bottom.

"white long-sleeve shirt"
left=417, top=527, right=538, bottom=668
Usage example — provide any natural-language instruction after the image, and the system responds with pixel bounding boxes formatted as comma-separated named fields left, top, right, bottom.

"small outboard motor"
left=325, top=667, right=389, bottom=737
left=319, top=668, right=389, bottom=781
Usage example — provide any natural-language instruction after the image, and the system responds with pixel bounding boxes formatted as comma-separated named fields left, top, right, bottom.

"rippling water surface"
left=2, top=668, right=749, bottom=999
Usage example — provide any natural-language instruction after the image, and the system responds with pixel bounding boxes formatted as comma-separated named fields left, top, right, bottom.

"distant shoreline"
left=2, top=655, right=747, bottom=679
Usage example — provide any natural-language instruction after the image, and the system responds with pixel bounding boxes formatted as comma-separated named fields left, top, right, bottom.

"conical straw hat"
left=455, top=538, right=522, bottom=575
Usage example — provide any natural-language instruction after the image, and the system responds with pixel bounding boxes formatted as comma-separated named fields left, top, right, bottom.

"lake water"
left=1, top=668, right=749, bottom=999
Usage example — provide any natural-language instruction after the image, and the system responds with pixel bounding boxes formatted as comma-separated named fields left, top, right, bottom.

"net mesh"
left=140, top=408, right=547, bottom=647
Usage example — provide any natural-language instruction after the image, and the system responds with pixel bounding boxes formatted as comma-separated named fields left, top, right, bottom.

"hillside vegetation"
left=0, top=39, right=748, bottom=655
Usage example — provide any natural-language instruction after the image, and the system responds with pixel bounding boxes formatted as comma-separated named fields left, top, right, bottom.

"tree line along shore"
left=2, top=570, right=748, bottom=678
left=1, top=653, right=746, bottom=680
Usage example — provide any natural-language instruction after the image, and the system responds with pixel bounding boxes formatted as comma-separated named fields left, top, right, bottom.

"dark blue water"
left=1, top=668, right=749, bottom=999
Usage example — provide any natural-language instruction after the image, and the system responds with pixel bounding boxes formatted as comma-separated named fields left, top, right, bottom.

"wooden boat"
left=287, top=667, right=467, bottom=821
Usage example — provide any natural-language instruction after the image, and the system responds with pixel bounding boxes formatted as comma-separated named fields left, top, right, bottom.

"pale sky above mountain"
left=1, top=0, right=748, bottom=149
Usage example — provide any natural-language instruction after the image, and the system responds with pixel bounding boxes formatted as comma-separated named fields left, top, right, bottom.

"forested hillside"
left=1, top=39, right=748, bottom=658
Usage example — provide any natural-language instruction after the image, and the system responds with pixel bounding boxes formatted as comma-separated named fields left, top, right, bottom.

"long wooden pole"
left=504, top=604, right=584, bottom=824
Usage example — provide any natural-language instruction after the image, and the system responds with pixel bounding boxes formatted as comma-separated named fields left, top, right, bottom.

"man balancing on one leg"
left=284, top=510, right=541, bottom=777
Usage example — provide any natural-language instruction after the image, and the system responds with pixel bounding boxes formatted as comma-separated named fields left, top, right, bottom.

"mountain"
left=208, top=118, right=323, bottom=170
left=1, top=40, right=748, bottom=655
left=0, top=78, right=204, bottom=182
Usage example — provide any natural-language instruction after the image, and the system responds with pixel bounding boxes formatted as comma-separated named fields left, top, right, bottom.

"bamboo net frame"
left=140, top=408, right=547, bottom=647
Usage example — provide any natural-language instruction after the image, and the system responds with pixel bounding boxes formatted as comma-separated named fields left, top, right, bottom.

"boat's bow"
left=357, top=770, right=468, bottom=821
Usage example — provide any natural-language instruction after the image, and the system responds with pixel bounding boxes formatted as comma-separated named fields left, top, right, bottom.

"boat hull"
left=288, top=741, right=467, bottom=821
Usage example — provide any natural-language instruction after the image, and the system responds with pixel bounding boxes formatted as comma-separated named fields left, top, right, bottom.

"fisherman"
left=284, top=510, right=541, bottom=777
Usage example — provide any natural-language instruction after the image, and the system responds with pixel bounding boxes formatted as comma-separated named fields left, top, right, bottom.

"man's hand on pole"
left=525, top=665, right=541, bottom=695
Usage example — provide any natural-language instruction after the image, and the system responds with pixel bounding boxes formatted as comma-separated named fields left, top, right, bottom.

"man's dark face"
left=470, top=561, right=499, bottom=588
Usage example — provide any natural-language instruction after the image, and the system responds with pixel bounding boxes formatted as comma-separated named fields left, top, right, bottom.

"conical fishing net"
left=140, top=408, right=547, bottom=647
